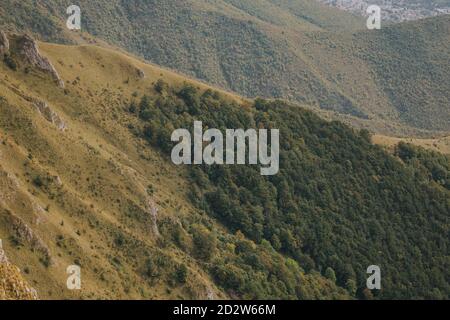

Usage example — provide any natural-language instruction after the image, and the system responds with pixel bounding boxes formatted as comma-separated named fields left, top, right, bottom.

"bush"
left=139, top=95, right=154, bottom=121
left=191, top=225, right=216, bottom=261
left=211, top=264, right=248, bottom=293
left=32, top=175, right=45, bottom=188
left=3, top=54, right=17, bottom=71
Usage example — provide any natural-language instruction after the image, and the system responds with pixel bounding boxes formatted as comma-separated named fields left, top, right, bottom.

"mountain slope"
left=317, top=0, right=450, bottom=22
left=1, top=0, right=448, bottom=134
left=0, top=33, right=349, bottom=300
left=0, top=33, right=449, bottom=299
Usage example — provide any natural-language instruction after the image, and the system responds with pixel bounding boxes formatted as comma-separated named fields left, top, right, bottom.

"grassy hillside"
left=1, top=1, right=448, bottom=134
left=0, top=34, right=449, bottom=299
left=0, top=34, right=349, bottom=300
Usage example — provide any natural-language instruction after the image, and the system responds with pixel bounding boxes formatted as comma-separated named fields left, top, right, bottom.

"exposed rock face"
left=33, top=99, right=67, bottom=131
left=0, top=239, right=38, bottom=300
left=0, top=240, right=8, bottom=264
left=18, top=34, right=64, bottom=88
left=136, top=68, right=145, bottom=79
left=146, top=198, right=160, bottom=237
left=4, top=85, right=67, bottom=131
left=8, top=213, right=52, bottom=266
left=206, top=286, right=216, bottom=300
left=0, top=31, right=9, bottom=55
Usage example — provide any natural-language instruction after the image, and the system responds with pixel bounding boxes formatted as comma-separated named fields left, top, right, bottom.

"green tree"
left=325, top=267, right=337, bottom=283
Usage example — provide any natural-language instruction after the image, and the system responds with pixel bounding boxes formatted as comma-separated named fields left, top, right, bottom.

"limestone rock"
left=136, top=68, right=145, bottom=79
left=3, top=85, right=67, bottom=130
left=0, top=31, right=9, bottom=55
left=8, top=213, right=52, bottom=266
left=0, top=240, right=8, bottom=264
left=18, top=34, right=64, bottom=88
left=33, top=99, right=67, bottom=131
left=146, top=198, right=160, bottom=236
left=206, top=286, right=216, bottom=300
left=0, top=239, right=38, bottom=300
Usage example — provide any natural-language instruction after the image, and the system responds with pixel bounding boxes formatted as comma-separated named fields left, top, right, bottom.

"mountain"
left=0, top=0, right=449, bottom=135
left=0, top=32, right=449, bottom=299
left=317, top=0, right=450, bottom=22
left=0, top=32, right=349, bottom=300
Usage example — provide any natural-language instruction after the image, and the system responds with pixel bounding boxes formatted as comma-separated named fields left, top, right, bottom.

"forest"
left=127, top=81, right=450, bottom=299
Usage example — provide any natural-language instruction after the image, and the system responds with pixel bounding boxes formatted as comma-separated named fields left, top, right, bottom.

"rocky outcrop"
left=0, top=31, right=9, bottom=55
left=146, top=198, right=160, bottom=237
left=4, top=85, right=67, bottom=131
left=0, top=239, right=38, bottom=300
left=33, top=99, right=67, bottom=131
left=0, top=170, right=21, bottom=206
left=18, top=34, right=64, bottom=88
left=136, top=68, right=145, bottom=79
left=206, top=286, right=216, bottom=300
left=0, top=240, right=8, bottom=264
left=8, top=213, right=52, bottom=266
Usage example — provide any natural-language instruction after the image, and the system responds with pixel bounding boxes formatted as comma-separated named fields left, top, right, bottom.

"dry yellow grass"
left=39, top=42, right=248, bottom=105
left=0, top=40, right=232, bottom=300
left=373, top=134, right=450, bottom=155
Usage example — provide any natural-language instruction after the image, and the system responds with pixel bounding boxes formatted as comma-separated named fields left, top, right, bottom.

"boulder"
left=136, top=68, right=145, bottom=79
left=146, top=198, right=160, bottom=236
left=33, top=99, right=67, bottom=131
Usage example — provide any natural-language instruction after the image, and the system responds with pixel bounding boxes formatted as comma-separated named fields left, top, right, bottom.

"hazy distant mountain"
left=317, top=0, right=450, bottom=22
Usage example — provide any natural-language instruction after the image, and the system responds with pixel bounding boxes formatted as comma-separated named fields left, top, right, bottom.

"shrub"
left=154, top=79, right=168, bottom=94
left=325, top=267, right=337, bottom=283
left=191, top=225, right=216, bottom=261
left=3, top=54, right=17, bottom=71
left=175, top=264, right=188, bottom=284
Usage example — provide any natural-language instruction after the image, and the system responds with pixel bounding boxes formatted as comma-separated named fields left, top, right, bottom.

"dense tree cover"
left=127, top=82, right=449, bottom=299
left=354, top=15, right=450, bottom=131
left=395, top=142, right=450, bottom=190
